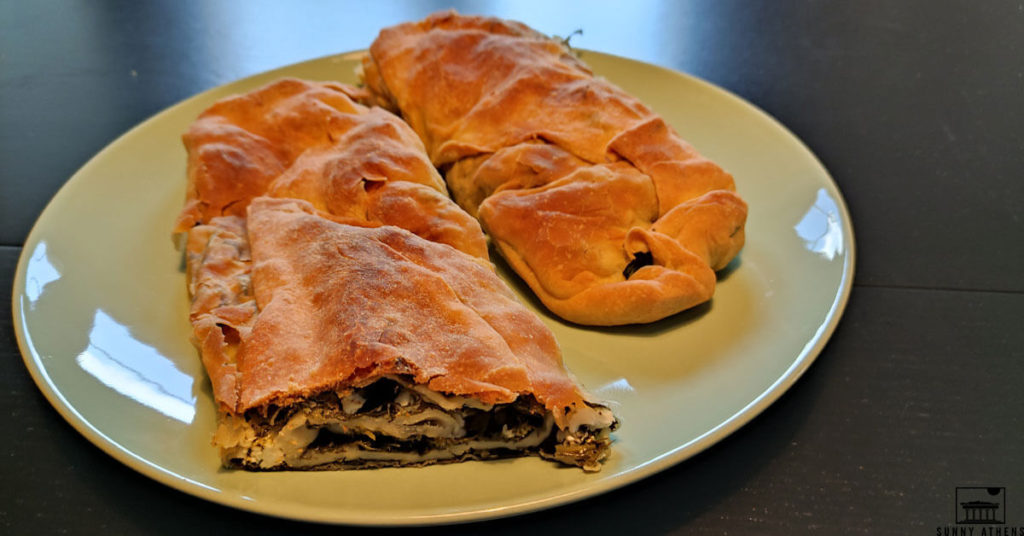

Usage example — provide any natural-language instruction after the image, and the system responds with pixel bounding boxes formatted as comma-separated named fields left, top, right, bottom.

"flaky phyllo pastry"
left=363, top=12, right=748, bottom=325
left=179, top=79, right=617, bottom=471
left=174, top=78, right=488, bottom=259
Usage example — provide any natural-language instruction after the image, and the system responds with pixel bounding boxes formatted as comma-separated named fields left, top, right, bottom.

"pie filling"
left=215, top=376, right=616, bottom=471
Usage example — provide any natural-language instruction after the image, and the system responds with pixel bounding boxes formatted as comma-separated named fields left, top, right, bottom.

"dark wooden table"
left=3, top=1, right=1022, bottom=534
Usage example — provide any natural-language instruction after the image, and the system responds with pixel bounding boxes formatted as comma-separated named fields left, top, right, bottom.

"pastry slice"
left=363, top=12, right=747, bottom=325
left=175, top=77, right=487, bottom=259
left=187, top=198, right=616, bottom=471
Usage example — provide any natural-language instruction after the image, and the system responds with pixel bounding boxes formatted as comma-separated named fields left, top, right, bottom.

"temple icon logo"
left=957, top=487, right=1006, bottom=525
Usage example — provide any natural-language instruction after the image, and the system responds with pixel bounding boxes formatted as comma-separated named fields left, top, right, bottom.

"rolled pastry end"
left=493, top=230, right=717, bottom=326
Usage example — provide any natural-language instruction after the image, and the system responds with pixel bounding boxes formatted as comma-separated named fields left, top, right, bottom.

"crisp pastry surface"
left=186, top=198, right=616, bottom=471
left=364, top=11, right=748, bottom=325
left=175, top=77, right=488, bottom=259
left=179, top=78, right=618, bottom=470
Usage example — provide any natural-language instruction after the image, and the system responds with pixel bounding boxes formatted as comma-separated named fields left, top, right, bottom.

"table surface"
left=2, top=1, right=1022, bottom=534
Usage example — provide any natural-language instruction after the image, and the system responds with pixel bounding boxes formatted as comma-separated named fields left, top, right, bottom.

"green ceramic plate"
left=12, top=50, right=854, bottom=525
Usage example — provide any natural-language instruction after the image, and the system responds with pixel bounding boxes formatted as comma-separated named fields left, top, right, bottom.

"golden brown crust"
left=180, top=75, right=617, bottom=469
left=175, top=78, right=487, bottom=259
left=189, top=198, right=593, bottom=428
left=366, top=12, right=747, bottom=325
left=185, top=215, right=255, bottom=412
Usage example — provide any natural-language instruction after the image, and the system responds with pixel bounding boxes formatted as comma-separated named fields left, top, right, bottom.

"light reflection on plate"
left=24, top=242, right=62, bottom=305
left=11, top=51, right=854, bottom=525
left=795, top=188, right=845, bottom=261
left=76, top=309, right=196, bottom=424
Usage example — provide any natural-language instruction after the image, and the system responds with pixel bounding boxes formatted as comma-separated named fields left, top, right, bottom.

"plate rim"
left=10, top=49, right=856, bottom=526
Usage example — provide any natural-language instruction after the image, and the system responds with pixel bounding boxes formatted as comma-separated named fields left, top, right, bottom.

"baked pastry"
left=363, top=12, right=747, bottom=325
left=186, top=198, right=616, bottom=470
left=174, top=77, right=487, bottom=259
left=178, top=78, right=617, bottom=470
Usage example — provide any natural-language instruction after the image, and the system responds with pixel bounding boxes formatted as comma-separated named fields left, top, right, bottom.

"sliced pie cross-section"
left=187, top=198, right=617, bottom=470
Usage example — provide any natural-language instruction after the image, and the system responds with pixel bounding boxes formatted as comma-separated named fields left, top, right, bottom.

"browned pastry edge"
left=175, top=77, right=489, bottom=259
left=363, top=12, right=747, bottom=325
left=187, top=197, right=603, bottom=427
